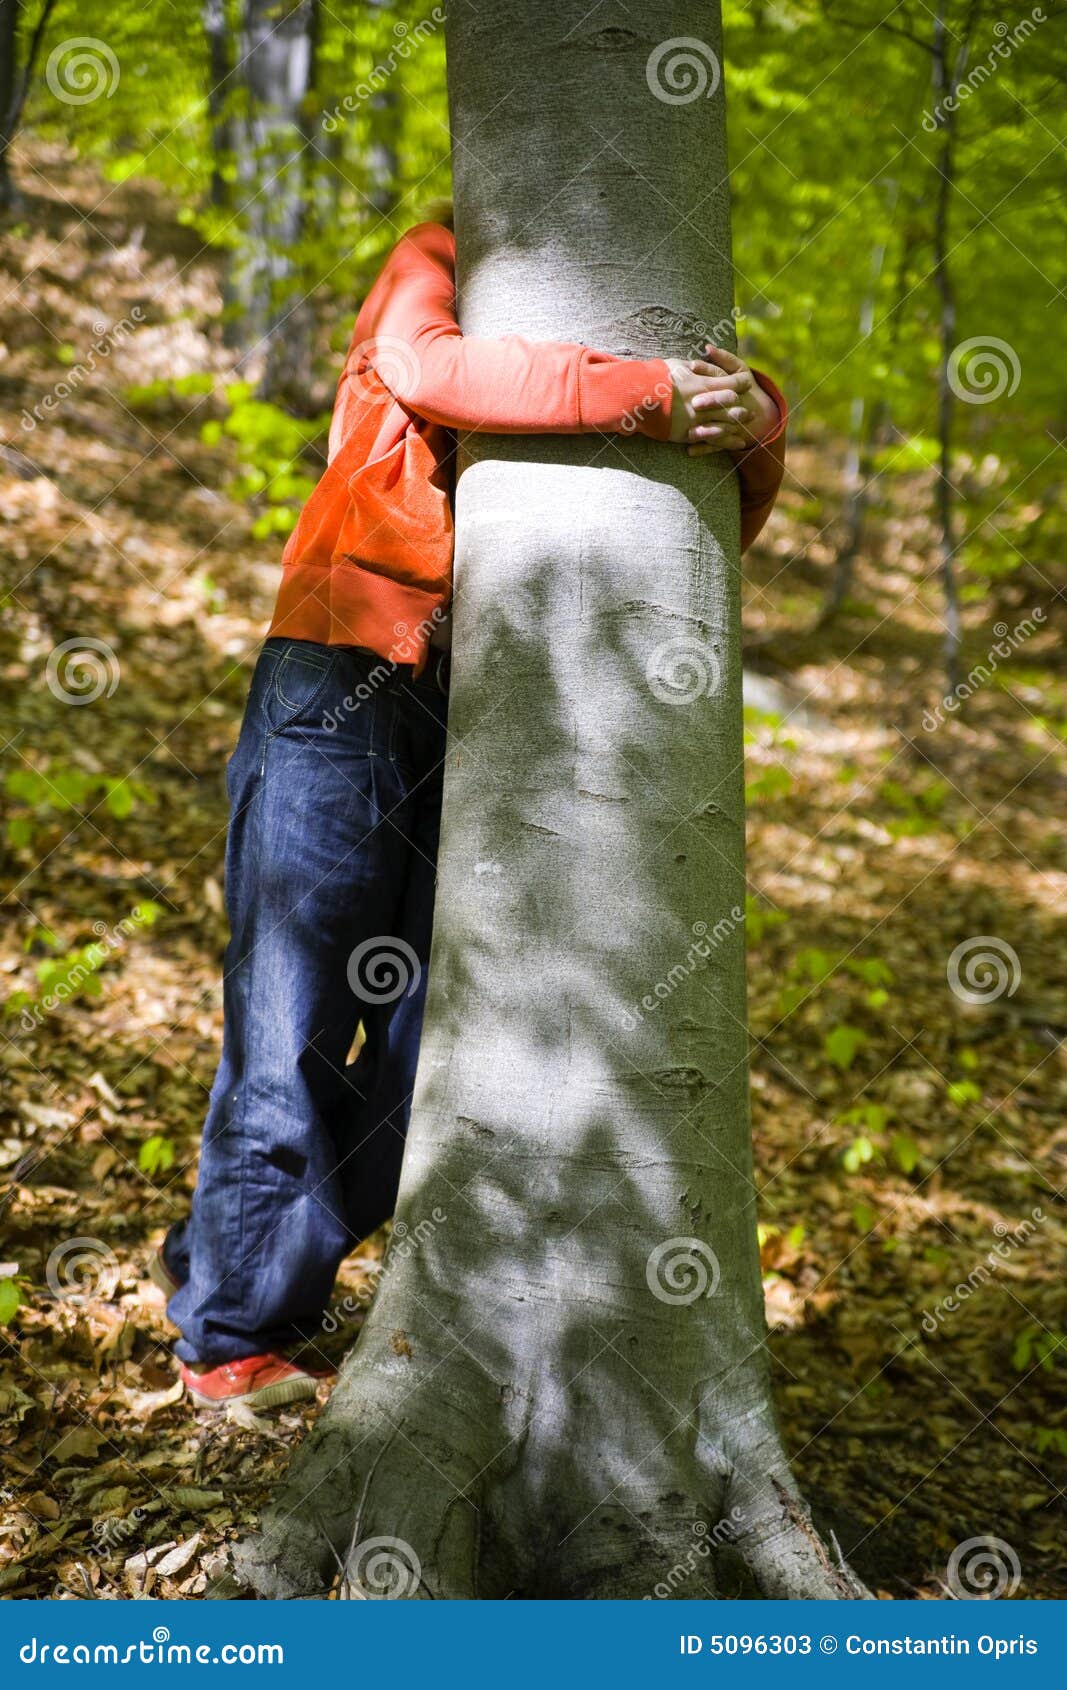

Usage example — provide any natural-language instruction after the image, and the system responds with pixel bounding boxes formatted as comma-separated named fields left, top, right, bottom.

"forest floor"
left=1, top=152, right=1064, bottom=1602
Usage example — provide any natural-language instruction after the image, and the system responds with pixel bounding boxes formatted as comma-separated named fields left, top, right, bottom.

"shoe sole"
left=148, top=1253, right=181, bottom=1297
left=184, top=1374, right=320, bottom=1412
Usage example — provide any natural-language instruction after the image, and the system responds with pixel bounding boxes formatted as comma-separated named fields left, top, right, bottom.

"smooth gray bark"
left=230, top=0, right=318, bottom=395
left=236, top=0, right=869, bottom=1601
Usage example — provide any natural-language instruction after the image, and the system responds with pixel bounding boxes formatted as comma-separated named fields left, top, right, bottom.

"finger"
left=687, top=424, right=726, bottom=441
left=690, top=389, right=739, bottom=411
left=703, top=343, right=744, bottom=373
left=687, top=434, right=744, bottom=455
left=686, top=361, right=738, bottom=380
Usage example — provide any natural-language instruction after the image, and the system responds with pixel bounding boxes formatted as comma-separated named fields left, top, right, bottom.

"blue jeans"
left=166, top=638, right=448, bottom=1363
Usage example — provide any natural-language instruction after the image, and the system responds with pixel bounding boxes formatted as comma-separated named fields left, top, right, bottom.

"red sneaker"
left=180, top=1352, right=334, bottom=1410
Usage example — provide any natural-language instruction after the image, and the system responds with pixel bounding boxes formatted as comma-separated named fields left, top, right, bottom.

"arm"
left=685, top=347, right=788, bottom=552
left=733, top=372, right=787, bottom=552
left=343, top=222, right=675, bottom=441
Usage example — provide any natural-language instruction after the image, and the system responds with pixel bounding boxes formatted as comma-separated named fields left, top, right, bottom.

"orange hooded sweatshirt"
left=268, top=222, right=787, bottom=671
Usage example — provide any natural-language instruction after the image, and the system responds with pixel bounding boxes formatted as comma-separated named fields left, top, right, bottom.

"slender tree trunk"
left=0, top=0, right=57, bottom=212
left=230, top=0, right=317, bottom=393
left=932, top=14, right=960, bottom=691
left=235, top=0, right=870, bottom=1602
left=202, top=0, right=243, bottom=348
left=822, top=185, right=898, bottom=622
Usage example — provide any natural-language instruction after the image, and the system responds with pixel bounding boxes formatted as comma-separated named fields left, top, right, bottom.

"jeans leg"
left=169, top=641, right=418, bottom=1364
left=332, top=773, right=443, bottom=1243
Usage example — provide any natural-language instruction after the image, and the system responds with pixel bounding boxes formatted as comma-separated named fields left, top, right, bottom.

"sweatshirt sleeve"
left=345, top=223, right=673, bottom=442
left=731, top=371, right=788, bottom=552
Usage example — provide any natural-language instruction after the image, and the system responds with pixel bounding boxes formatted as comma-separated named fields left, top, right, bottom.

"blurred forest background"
left=0, top=0, right=1064, bottom=1600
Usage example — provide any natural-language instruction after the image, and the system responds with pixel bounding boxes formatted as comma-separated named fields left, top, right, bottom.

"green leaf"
left=0, top=1279, right=24, bottom=1324
left=139, top=1136, right=175, bottom=1178
left=890, top=1133, right=920, bottom=1175
left=842, top=1134, right=875, bottom=1174
left=947, top=1080, right=981, bottom=1106
left=823, top=1024, right=867, bottom=1071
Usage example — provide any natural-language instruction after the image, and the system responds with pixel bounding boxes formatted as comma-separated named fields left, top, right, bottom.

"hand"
left=681, top=345, right=780, bottom=454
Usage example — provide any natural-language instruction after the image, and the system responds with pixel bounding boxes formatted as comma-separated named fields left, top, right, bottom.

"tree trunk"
left=235, top=0, right=870, bottom=1602
left=202, top=0, right=242, bottom=348
left=821, top=185, right=899, bottom=623
left=932, top=10, right=961, bottom=693
left=0, top=0, right=58, bottom=213
left=230, top=0, right=317, bottom=393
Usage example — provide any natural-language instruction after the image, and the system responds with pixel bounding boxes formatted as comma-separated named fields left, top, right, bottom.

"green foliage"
left=823, top=1024, right=867, bottom=1071
left=0, top=1278, right=25, bottom=1325
left=745, top=894, right=788, bottom=945
left=138, top=1136, right=176, bottom=1179
left=745, top=765, right=793, bottom=805
left=1012, top=1325, right=1065, bottom=1375
left=201, top=391, right=329, bottom=539
left=4, top=765, right=154, bottom=851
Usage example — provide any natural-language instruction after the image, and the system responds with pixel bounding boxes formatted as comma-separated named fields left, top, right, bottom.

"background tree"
left=0, top=0, right=56, bottom=209
left=234, top=0, right=867, bottom=1602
